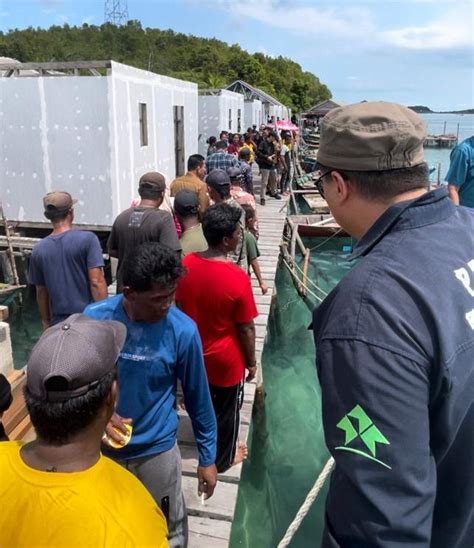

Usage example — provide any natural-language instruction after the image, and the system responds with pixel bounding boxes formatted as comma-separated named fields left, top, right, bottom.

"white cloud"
left=220, top=0, right=472, bottom=53
left=383, top=8, right=473, bottom=50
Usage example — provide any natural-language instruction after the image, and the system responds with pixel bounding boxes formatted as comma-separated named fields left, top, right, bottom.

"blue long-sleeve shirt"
left=84, top=295, right=217, bottom=466
left=313, top=188, right=474, bottom=547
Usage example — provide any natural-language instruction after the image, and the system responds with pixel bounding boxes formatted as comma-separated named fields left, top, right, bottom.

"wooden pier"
left=178, top=185, right=288, bottom=547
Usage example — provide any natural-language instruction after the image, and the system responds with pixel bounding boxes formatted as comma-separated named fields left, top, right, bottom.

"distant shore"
left=409, top=105, right=474, bottom=115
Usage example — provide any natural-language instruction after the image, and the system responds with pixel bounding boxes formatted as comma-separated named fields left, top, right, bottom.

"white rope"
left=281, top=258, right=323, bottom=303
left=277, top=457, right=335, bottom=548
left=290, top=257, right=328, bottom=298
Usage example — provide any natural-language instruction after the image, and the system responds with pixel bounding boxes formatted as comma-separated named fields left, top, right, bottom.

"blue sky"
left=1, top=0, right=473, bottom=111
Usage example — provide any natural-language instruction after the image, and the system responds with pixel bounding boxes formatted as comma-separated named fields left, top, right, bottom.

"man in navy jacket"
left=312, top=102, right=474, bottom=547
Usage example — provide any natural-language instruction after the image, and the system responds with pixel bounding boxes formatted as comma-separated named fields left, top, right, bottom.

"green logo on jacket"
left=335, top=405, right=391, bottom=469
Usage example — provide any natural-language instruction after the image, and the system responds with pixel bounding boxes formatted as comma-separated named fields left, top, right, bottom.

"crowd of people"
left=206, top=124, right=296, bottom=204
left=0, top=137, right=273, bottom=546
left=1, top=102, right=473, bottom=548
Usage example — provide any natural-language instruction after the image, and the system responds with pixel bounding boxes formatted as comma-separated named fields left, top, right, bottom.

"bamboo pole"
left=301, top=250, right=310, bottom=297
left=0, top=202, right=20, bottom=287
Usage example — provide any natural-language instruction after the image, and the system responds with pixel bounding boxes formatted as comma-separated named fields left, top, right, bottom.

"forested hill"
left=0, top=21, right=331, bottom=112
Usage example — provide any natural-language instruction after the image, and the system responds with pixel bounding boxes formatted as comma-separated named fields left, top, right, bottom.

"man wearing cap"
left=206, top=169, right=247, bottom=271
left=0, top=314, right=168, bottom=546
left=445, top=135, right=474, bottom=208
left=205, top=140, right=240, bottom=173
left=28, top=191, right=107, bottom=329
left=170, top=154, right=210, bottom=216
left=174, top=190, right=208, bottom=256
left=311, top=102, right=474, bottom=547
left=108, top=172, right=181, bottom=290
left=85, top=242, right=217, bottom=548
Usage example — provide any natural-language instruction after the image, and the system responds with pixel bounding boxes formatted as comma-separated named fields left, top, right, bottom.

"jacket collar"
left=351, top=187, right=455, bottom=259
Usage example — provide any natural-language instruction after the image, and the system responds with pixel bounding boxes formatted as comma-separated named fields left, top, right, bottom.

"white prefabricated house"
left=244, top=99, right=263, bottom=129
left=0, top=60, right=199, bottom=228
left=198, top=89, right=245, bottom=156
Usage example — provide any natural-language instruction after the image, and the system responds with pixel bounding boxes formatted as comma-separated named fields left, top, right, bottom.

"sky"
left=0, top=0, right=473, bottom=111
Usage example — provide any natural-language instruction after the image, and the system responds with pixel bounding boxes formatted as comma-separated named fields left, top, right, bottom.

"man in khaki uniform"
left=170, top=154, right=210, bottom=216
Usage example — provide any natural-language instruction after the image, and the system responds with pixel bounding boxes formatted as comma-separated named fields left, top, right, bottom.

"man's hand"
left=197, top=464, right=217, bottom=500
left=103, top=412, right=133, bottom=447
left=246, top=365, right=257, bottom=383
left=260, top=282, right=268, bottom=295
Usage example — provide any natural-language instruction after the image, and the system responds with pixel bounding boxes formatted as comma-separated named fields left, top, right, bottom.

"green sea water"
left=230, top=237, right=353, bottom=548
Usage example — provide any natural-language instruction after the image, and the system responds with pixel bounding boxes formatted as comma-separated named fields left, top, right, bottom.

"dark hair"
left=267, top=131, right=278, bottom=140
left=202, top=203, right=242, bottom=247
left=239, top=148, right=251, bottom=161
left=207, top=136, right=217, bottom=145
left=187, top=154, right=205, bottom=171
left=44, top=209, right=70, bottom=222
left=121, top=242, right=185, bottom=291
left=210, top=183, right=231, bottom=200
left=241, top=203, right=256, bottom=222
left=219, top=131, right=228, bottom=139
left=318, top=162, right=430, bottom=201
left=215, top=140, right=227, bottom=150
left=138, top=187, right=163, bottom=200
left=244, top=133, right=252, bottom=142
left=24, top=370, right=116, bottom=444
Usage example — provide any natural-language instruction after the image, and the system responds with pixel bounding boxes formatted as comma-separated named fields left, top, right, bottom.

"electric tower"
left=104, top=0, right=129, bottom=25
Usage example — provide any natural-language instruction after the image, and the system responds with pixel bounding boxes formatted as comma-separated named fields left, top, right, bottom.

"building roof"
left=304, top=99, right=343, bottom=117
left=226, top=80, right=284, bottom=107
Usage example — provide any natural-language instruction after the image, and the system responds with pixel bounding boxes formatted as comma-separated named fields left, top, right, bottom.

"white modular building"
left=244, top=99, right=264, bottom=129
left=0, top=60, right=199, bottom=228
left=198, top=89, right=245, bottom=156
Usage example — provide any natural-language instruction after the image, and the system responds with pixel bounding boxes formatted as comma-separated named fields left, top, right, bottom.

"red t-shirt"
left=176, top=253, right=258, bottom=387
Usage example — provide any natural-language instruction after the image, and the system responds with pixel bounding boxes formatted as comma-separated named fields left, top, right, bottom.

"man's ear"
left=122, top=286, right=135, bottom=301
left=331, top=171, right=351, bottom=204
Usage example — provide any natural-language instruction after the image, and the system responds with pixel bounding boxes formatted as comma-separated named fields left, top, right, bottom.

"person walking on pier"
left=174, top=190, right=208, bottom=256
left=0, top=314, right=168, bottom=547
left=312, top=102, right=474, bottom=548
left=205, top=140, right=240, bottom=173
left=445, top=135, right=474, bottom=208
left=255, top=131, right=281, bottom=205
left=29, top=191, right=107, bottom=329
left=108, top=172, right=181, bottom=291
left=85, top=243, right=217, bottom=548
left=206, top=169, right=247, bottom=271
left=176, top=203, right=258, bottom=473
left=170, top=154, right=210, bottom=216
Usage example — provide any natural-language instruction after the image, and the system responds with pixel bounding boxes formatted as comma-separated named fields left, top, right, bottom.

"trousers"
left=118, top=444, right=188, bottom=548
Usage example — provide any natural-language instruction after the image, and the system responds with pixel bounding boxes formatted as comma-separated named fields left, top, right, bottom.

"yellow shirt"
left=170, top=172, right=210, bottom=215
left=0, top=442, right=168, bottom=547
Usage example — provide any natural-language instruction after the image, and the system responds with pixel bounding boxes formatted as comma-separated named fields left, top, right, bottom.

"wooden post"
left=0, top=202, right=20, bottom=287
left=456, top=123, right=460, bottom=140
left=301, top=250, right=310, bottom=297
left=443, top=121, right=447, bottom=134
left=437, top=163, right=441, bottom=185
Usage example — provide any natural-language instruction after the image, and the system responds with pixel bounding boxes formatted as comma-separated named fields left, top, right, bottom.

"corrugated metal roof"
left=226, top=80, right=284, bottom=106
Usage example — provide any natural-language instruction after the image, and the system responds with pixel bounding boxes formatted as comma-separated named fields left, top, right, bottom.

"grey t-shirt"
left=108, top=207, right=181, bottom=284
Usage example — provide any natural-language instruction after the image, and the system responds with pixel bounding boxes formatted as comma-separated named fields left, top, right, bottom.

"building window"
left=237, top=109, right=241, bottom=132
left=139, top=103, right=148, bottom=146
left=229, top=109, right=232, bottom=131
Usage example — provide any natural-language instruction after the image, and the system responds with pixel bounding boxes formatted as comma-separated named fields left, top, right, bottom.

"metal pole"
left=443, top=121, right=447, bottom=134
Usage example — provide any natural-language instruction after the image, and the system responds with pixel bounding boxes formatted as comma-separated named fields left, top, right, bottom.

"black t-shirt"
left=108, top=207, right=181, bottom=284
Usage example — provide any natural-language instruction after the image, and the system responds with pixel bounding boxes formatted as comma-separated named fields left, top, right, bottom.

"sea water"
left=230, top=239, right=354, bottom=548
left=421, top=113, right=474, bottom=181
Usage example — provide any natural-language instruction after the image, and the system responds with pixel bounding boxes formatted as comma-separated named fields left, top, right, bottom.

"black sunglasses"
left=314, top=171, right=332, bottom=199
